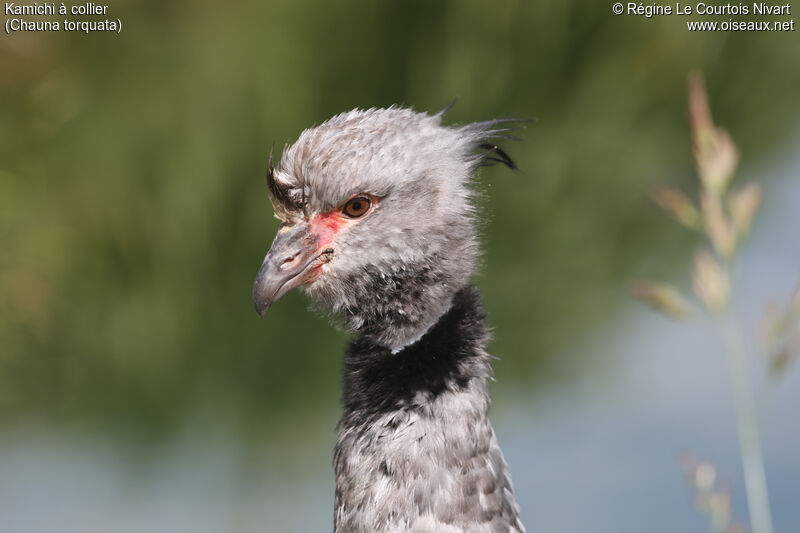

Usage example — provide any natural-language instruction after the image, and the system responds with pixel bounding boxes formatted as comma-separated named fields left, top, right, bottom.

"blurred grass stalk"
left=689, top=72, right=773, bottom=533
left=720, top=310, right=772, bottom=533
left=635, top=73, right=774, bottom=533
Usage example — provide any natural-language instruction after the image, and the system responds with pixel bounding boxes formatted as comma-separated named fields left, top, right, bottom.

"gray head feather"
left=265, top=106, right=518, bottom=349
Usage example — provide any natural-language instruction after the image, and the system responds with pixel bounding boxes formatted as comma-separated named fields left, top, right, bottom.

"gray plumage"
left=253, top=107, right=525, bottom=532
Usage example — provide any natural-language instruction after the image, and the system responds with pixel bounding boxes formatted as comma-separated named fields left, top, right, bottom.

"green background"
left=1, top=0, right=798, bottom=443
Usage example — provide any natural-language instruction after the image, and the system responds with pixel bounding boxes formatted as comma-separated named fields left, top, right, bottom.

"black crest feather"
left=266, top=143, right=302, bottom=212
left=470, top=116, right=531, bottom=170
left=477, top=142, right=518, bottom=170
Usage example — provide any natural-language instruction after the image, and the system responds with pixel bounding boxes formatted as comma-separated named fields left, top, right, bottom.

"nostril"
left=279, top=251, right=301, bottom=270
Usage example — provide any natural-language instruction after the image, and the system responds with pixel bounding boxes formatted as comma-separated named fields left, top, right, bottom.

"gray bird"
left=253, top=106, right=526, bottom=533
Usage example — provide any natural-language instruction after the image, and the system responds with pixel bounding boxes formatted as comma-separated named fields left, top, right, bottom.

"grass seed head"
left=631, top=281, right=691, bottom=319
left=730, top=182, right=762, bottom=242
left=651, top=186, right=701, bottom=230
left=692, top=250, right=729, bottom=313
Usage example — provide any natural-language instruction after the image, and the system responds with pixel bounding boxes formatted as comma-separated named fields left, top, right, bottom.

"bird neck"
left=333, top=286, right=524, bottom=532
left=340, top=285, right=492, bottom=419
left=329, top=255, right=472, bottom=351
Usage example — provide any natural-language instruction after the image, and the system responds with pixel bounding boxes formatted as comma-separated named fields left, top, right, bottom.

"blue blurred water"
left=1, top=143, right=798, bottom=533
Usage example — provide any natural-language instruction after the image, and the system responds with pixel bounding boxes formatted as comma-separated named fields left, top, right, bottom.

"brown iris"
left=342, top=196, right=371, bottom=218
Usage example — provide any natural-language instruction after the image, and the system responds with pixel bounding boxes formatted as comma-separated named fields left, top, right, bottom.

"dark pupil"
left=350, top=200, right=362, bottom=212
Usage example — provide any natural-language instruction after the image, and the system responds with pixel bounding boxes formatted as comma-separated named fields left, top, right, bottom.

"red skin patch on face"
left=311, top=210, right=350, bottom=249
left=301, top=194, right=379, bottom=285
left=309, top=194, right=380, bottom=251
left=296, top=213, right=347, bottom=285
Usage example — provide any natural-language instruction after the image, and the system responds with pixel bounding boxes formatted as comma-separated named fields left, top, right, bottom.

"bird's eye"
left=342, top=196, right=372, bottom=218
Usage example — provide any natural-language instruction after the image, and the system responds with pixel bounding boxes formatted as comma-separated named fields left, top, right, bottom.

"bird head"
left=253, top=107, right=520, bottom=349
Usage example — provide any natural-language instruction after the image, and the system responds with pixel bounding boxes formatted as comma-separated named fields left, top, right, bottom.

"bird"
left=253, top=106, right=526, bottom=533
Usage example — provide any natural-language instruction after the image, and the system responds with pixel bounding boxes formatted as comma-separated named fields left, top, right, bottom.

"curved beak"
left=253, top=222, right=319, bottom=316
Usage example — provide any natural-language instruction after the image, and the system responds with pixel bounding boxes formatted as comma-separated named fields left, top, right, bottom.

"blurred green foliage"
left=1, top=0, right=798, bottom=438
